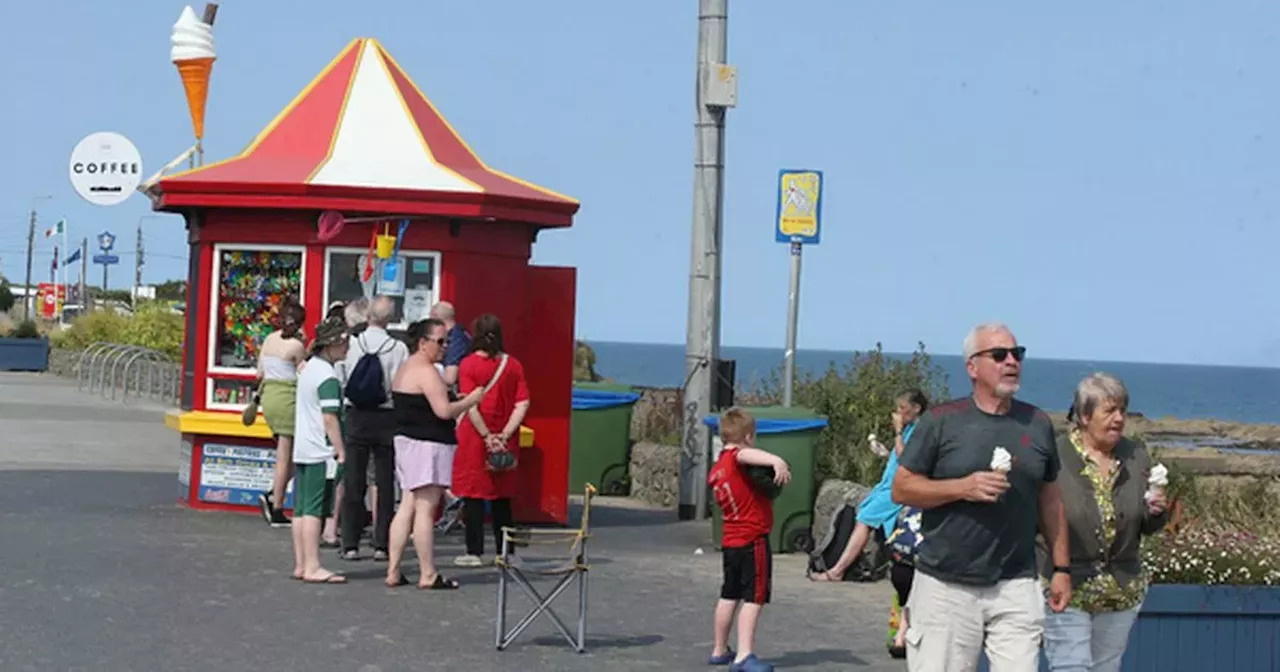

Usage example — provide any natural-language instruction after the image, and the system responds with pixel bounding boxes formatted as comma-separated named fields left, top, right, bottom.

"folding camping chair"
left=495, top=483, right=596, bottom=652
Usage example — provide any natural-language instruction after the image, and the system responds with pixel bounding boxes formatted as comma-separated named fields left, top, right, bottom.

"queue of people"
left=251, top=295, right=530, bottom=590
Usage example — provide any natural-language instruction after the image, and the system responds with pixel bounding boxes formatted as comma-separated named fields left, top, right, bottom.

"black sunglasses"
left=971, top=346, right=1026, bottom=363
left=423, top=336, right=446, bottom=346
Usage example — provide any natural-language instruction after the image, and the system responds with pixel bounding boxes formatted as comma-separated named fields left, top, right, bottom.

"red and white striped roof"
left=157, top=38, right=578, bottom=227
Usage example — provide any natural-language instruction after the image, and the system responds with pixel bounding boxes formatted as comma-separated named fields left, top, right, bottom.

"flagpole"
left=60, top=219, right=67, bottom=325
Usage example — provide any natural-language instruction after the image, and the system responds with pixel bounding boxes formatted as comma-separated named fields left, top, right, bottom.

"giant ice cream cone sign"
left=171, top=5, right=218, bottom=141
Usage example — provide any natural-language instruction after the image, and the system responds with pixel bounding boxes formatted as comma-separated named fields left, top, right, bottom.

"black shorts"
left=890, top=562, right=914, bottom=607
left=720, top=536, right=772, bottom=604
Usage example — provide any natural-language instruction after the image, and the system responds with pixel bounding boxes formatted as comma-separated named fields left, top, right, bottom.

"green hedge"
left=51, top=303, right=184, bottom=359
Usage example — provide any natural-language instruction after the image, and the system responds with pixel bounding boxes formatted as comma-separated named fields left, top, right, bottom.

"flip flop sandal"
left=304, top=573, right=348, bottom=584
left=385, top=573, right=410, bottom=588
left=419, top=574, right=460, bottom=590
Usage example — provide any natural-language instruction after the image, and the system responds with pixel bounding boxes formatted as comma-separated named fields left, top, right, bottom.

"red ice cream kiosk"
left=149, top=37, right=579, bottom=525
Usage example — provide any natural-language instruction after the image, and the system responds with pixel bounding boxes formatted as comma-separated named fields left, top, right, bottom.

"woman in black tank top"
left=392, top=390, right=457, bottom=445
left=383, top=319, right=483, bottom=590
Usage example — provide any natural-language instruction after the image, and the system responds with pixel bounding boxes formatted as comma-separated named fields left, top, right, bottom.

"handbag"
left=241, top=384, right=263, bottom=426
left=470, top=355, right=516, bottom=472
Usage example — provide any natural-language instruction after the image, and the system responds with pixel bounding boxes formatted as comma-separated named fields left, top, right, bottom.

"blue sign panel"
left=97, top=230, right=116, bottom=252
left=92, top=254, right=120, bottom=265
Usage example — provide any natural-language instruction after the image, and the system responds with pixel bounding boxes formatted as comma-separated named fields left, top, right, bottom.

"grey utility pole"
left=22, top=208, right=35, bottom=322
left=134, top=220, right=145, bottom=305
left=679, top=0, right=737, bottom=521
left=79, top=238, right=89, bottom=313
left=22, top=196, right=52, bottom=322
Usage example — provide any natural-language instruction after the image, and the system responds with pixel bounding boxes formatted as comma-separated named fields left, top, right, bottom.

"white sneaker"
left=454, top=554, right=483, bottom=568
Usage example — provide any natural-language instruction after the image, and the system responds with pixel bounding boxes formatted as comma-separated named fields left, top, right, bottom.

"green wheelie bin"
left=569, top=383, right=642, bottom=496
left=704, top=406, right=828, bottom=554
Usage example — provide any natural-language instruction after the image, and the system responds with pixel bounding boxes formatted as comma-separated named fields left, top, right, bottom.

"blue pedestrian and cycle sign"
left=774, top=169, right=823, bottom=245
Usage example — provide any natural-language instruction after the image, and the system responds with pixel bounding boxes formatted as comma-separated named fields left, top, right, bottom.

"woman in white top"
left=256, top=299, right=308, bottom=527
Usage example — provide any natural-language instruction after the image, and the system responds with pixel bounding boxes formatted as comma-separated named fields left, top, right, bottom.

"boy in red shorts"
left=707, top=408, right=791, bottom=672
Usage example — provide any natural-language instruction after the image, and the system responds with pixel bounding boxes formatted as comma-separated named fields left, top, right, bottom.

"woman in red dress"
left=451, top=314, right=530, bottom=567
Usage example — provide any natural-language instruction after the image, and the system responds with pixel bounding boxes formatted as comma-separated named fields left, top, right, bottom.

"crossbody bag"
left=467, top=354, right=516, bottom=471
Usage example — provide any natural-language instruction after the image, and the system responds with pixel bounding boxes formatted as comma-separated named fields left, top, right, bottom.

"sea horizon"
left=580, top=340, right=1280, bottom=425
left=582, top=339, right=1280, bottom=372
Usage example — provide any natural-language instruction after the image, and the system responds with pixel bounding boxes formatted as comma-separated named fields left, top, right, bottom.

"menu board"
left=197, top=443, right=293, bottom=508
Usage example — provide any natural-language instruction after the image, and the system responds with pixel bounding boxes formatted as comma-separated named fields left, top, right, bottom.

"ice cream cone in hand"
left=990, top=447, right=1013, bottom=475
left=171, top=6, right=217, bottom=140
left=1145, top=463, right=1168, bottom=503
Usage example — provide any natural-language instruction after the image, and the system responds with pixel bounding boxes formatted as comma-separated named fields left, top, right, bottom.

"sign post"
left=94, top=230, right=120, bottom=295
left=775, top=169, right=823, bottom=407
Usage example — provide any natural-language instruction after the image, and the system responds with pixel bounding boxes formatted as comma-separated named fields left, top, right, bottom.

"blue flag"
left=65, top=248, right=82, bottom=265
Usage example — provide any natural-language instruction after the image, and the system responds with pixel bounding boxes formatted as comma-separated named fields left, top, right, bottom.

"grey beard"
left=995, top=382, right=1021, bottom=397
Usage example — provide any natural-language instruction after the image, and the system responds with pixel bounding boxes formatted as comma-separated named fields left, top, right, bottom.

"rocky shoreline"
left=1046, top=412, right=1280, bottom=452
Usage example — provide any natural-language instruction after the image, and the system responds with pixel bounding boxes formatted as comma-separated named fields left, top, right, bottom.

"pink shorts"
left=393, top=435, right=456, bottom=491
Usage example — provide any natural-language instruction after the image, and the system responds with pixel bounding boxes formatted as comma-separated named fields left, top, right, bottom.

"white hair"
left=1072, top=372, right=1130, bottom=428
left=343, top=297, right=369, bottom=328
left=431, top=301, right=455, bottom=321
left=963, top=322, right=1012, bottom=359
left=367, top=295, right=395, bottom=327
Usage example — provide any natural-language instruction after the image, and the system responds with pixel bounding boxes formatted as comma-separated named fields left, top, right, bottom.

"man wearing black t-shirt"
left=893, top=322, right=1071, bottom=671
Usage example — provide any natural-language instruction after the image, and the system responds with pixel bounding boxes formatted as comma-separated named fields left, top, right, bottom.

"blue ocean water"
left=586, top=341, right=1280, bottom=424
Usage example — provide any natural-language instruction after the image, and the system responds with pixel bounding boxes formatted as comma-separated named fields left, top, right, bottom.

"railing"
left=74, top=342, right=181, bottom=405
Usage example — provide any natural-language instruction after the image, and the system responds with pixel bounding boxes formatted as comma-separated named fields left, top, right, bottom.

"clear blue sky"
left=2, top=1, right=1277, bottom=367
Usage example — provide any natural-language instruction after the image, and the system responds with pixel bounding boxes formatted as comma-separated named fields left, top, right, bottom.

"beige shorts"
left=905, top=571, right=1044, bottom=672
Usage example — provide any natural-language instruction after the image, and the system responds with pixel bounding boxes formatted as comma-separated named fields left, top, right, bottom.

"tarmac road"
left=0, top=374, right=902, bottom=671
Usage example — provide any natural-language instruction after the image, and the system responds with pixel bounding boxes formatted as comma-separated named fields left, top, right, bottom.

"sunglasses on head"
left=972, top=346, right=1026, bottom=363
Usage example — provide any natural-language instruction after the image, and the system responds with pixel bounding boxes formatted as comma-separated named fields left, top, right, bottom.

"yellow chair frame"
left=495, top=483, right=596, bottom=652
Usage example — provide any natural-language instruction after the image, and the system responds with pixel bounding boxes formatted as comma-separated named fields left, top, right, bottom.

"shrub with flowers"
left=1142, top=529, right=1280, bottom=587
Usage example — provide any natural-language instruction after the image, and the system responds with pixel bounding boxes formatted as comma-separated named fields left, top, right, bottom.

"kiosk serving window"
left=209, top=246, right=305, bottom=373
left=324, top=248, right=441, bottom=329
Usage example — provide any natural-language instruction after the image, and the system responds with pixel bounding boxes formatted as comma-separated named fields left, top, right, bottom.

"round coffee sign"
left=68, top=132, right=143, bottom=206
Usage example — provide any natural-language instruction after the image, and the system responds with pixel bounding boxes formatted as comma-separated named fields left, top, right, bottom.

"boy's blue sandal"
left=708, top=649, right=735, bottom=665
left=729, top=654, right=774, bottom=672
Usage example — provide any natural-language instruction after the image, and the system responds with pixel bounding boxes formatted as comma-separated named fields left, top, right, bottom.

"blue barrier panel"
left=0, top=338, right=49, bottom=372
left=702, top=415, right=829, bottom=434
left=571, top=389, right=641, bottom=411
left=972, top=584, right=1280, bottom=671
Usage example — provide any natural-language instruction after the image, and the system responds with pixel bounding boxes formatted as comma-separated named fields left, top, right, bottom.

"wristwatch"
left=1052, top=566, right=1070, bottom=575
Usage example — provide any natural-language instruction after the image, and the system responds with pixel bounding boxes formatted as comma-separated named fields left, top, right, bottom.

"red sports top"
left=708, top=446, right=773, bottom=548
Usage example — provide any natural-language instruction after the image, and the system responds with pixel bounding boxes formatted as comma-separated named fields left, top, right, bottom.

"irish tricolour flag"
left=43, top=219, right=65, bottom=239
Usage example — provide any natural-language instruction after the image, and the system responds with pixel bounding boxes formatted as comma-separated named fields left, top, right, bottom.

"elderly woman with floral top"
left=1039, top=373, right=1169, bottom=672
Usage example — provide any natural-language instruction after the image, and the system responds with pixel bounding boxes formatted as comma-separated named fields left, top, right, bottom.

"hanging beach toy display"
left=316, top=210, right=345, bottom=242
left=316, top=210, right=428, bottom=243
left=375, top=222, right=397, bottom=259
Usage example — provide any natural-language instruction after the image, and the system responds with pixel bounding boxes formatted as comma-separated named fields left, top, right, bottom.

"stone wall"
left=629, top=442, right=681, bottom=509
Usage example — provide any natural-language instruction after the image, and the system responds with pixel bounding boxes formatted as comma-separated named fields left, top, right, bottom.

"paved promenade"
left=0, top=373, right=902, bottom=671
